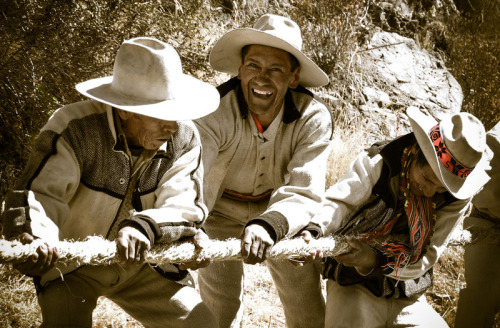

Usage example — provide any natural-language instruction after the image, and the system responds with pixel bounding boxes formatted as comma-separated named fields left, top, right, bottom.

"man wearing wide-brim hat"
left=1, top=37, right=220, bottom=327
left=455, top=120, right=500, bottom=328
left=194, top=14, right=333, bottom=328
left=318, top=107, right=490, bottom=327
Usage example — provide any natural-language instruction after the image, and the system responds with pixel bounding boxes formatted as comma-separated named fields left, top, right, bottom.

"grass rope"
left=0, top=235, right=350, bottom=266
left=0, top=227, right=496, bottom=267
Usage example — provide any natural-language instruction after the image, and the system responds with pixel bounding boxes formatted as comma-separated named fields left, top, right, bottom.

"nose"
left=255, top=69, right=272, bottom=82
left=422, top=184, right=438, bottom=198
left=161, top=121, right=178, bottom=133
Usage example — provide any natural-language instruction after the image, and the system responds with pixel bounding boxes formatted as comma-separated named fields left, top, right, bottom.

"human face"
left=117, top=110, right=178, bottom=150
left=409, top=161, right=448, bottom=197
left=238, top=45, right=300, bottom=126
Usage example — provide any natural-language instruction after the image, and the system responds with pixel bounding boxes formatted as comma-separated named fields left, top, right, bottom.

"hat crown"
left=441, top=113, right=486, bottom=168
left=111, top=37, right=182, bottom=102
left=253, top=14, right=303, bottom=51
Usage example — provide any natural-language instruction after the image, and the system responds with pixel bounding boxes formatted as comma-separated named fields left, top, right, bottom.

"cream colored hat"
left=407, top=107, right=491, bottom=199
left=209, top=14, right=329, bottom=88
left=76, top=37, right=219, bottom=121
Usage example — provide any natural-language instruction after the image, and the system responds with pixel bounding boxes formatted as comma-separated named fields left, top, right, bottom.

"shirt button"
left=259, top=173, right=264, bottom=177
left=119, top=178, right=126, bottom=185
left=260, top=156, right=266, bottom=160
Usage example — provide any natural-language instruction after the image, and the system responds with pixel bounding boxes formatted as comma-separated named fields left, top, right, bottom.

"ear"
left=289, top=66, right=301, bottom=89
left=237, top=64, right=243, bottom=80
left=116, top=108, right=132, bottom=120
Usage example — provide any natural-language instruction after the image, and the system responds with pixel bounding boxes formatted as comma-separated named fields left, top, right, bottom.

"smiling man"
left=194, top=14, right=333, bottom=328
left=317, top=107, right=491, bottom=327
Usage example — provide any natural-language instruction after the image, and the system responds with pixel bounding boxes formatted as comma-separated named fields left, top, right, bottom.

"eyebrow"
left=244, top=56, right=288, bottom=69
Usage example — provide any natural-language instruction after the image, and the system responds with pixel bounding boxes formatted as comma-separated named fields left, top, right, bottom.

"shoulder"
left=290, top=87, right=333, bottom=137
left=42, top=100, right=107, bottom=134
left=291, top=86, right=330, bottom=116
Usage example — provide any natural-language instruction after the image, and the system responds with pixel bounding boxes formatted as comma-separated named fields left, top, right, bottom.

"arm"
left=242, top=103, right=333, bottom=263
left=249, top=102, right=334, bottom=243
left=122, top=122, right=210, bottom=245
left=312, top=150, right=384, bottom=236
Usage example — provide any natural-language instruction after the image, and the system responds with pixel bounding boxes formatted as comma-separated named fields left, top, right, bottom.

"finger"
left=250, top=241, right=260, bottom=260
left=241, top=237, right=252, bottom=259
left=127, top=240, right=136, bottom=264
left=194, top=231, right=209, bottom=249
left=51, top=247, right=60, bottom=264
left=36, top=244, right=49, bottom=268
left=262, top=243, right=271, bottom=260
left=140, top=244, right=149, bottom=263
left=289, top=258, right=305, bottom=267
left=301, top=231, right=312, bottom=243
left=20, top=232, right=34, bottom=245
left=116, top=238, right=129, bottom=263
left=196, top=257, right=211, bottom=269
left=134, top=243, right=142, bottom=263
left=41, top=244, right=53, bottom=271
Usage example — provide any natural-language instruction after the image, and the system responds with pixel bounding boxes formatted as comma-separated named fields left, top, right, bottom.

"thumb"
left=20, top=232, right=34, bottom=245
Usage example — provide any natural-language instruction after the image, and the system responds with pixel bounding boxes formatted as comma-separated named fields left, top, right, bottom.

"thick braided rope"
left=0, top=235, right=350, bottom=266
left=0, top=228, right=495, bottom=267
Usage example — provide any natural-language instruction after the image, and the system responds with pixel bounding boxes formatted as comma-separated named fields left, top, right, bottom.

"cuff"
left=119, top=215, right=161, bottom=244
left=246, top=211, right=289, bottom=242
left=295, top=222, right=323, bottom=238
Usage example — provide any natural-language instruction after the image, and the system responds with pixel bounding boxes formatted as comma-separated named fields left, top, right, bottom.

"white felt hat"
left=209, top=14, right=329, bottom=88
left=76, top=37, right=219, bottom=121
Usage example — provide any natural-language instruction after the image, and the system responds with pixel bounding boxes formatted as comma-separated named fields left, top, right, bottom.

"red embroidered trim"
left=429, top=124, right=472, bottom=178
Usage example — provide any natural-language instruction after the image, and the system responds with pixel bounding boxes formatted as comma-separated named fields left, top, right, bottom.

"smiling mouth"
left=252, top=88, right=273, bottom=96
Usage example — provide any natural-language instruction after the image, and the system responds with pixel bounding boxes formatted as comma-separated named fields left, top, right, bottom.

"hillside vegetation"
left=0, top=0, right=498, bottom=327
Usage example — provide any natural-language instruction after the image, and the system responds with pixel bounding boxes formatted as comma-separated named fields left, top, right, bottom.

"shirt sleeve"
left=313, top=151, right=384, bottom=236
left=2, top=131, right=80, bottom=244
left=252, top=103, right=334, bottom=241
left=127, top=122, right=209, bottom=244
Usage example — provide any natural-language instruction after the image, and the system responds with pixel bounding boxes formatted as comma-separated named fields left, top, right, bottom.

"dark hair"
left=241, top=44, right=300, bottom=72
left=413, top=143, right=430, bottom=168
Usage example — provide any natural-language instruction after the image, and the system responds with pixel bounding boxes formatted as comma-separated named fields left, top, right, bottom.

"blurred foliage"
left=0, top=0, right=224, bottom=197
left=444, top=0, right=500, bottom=130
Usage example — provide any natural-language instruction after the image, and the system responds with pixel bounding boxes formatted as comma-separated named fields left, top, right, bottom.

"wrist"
left=355, top=265, right=376, bottom=276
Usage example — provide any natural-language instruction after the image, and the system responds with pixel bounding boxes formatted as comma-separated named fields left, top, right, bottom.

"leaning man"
left=1, top=37, right=220, bottom=328
left=319, top=108, right=490, bottom=327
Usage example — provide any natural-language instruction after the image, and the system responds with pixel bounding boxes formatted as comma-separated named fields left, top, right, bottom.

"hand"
left=13, top=232, right=59, bottom=276
left=116, top=226, right=151, bottom=266
left=241, top=223, right=274, bottom=264
left=178, top=230, right=212, bottom=271
left=334, top=236, right=376, bottom=275
left=289, top=230, right=323, bottom=267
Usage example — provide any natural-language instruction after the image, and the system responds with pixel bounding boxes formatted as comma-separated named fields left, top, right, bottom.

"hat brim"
left=209, top=28, right=329, bottom=88
left=76, top=75, right=220, bottom=121
left=407, top=107, right=490, bottom=200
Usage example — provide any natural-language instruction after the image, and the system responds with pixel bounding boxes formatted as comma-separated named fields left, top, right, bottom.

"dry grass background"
left=0, top=0, right=498, bottom=327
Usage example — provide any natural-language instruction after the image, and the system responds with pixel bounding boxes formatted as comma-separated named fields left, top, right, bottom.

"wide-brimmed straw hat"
left=407, top=107, right=490, bottom=199
left=76, top=37, right=219, bottom=121
left=209, top=14, right=329, bottom=88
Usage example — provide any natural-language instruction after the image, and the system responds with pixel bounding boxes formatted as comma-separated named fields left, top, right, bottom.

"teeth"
left=253, top=88, right=272, bottom=96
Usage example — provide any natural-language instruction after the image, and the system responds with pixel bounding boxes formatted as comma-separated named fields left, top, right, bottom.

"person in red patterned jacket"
left=316, top=107, right=490, bottom=327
